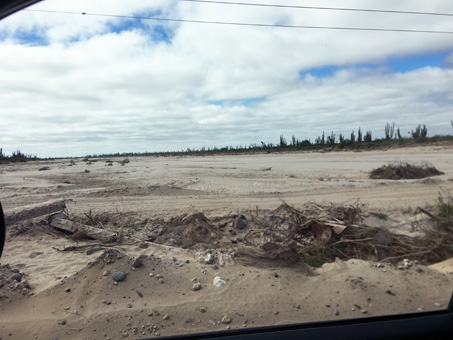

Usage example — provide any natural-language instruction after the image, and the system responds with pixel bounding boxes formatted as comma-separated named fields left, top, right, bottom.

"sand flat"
left=1, top=145, right=452, bottom=339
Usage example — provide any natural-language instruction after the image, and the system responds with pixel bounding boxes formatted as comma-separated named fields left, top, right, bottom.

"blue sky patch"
left=1, top=28, right=47, bottom=46
left=106, top=9, right=175, bottom=44
left=208, top=97, right=266, bottom=106
left=107, top=17, right=146, bottom=35
left=386, top=51, right=450, bottom=73
left=300, top=50, right=451, bottom=79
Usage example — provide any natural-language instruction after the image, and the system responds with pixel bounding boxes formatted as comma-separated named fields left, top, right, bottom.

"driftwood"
left=50, top=218, right=117, bottom=243
left=4, top=200, right=66, bottom=226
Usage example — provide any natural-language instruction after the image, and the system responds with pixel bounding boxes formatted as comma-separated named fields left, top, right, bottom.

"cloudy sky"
left=1, top=0, right=453, bottom=158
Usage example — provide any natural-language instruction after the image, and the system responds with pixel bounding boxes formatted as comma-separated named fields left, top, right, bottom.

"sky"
left=1, top=0, right=453, bottom=158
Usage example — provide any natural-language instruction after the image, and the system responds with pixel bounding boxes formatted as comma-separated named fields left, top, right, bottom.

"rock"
left=274, top=272, right=279, bottom=278
left=86, top=247, right=104, bottom=255
left=112, top=272, right=127, bottom=282
left=221, top=316, right=232, bottom=324
left=11, top=273, right=22, bottom=282
left=103, top=270, right=111, bottom=276
left=59, top=319, right=66, bottom=325
left=204, top=253, right=215, bottom=264
left=185, top=260, right=190, bottom=264
left=213, top=276, right=226, bottom=287
left=234, top=218, right=247, bottom=230
left=200, top=307, right=206, bottom=313
left=163, top=314, right=170, bottom=320
left=335, top=310, right=340, bottom=316
left=218, top=253, right=235, bottom=267
left=156, top=274, right=163, bottom=279
left=138, top=254, right=148, bottom=260
left=376, top=263, right=384, bottom=268
left=127, top=304, right=132, bottom=308
left=139, top=243, right=149, bottom=249
left=158, top=278, right=164, bottom=284
left=193, top=282, right=202, bottom=291
left=133, top=258, right=143, bottom=268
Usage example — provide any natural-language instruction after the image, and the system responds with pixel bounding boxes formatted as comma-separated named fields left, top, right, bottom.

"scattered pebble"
left=193, top=282, right=202, bottom=291
left=376, top=263, right=384, bottom=268
left=127, top=304, right=132, bottom=308
left=158, top=278, right=164, bottom=284
left=103, top=270, right=111, bottom=276
left=58, top=319, right=66, bottom=325
left=163, top=314, right=170, bottom=320
left=335, top=310, right=340, bottom=316
left=200, top=307, right=206, bottom=313
left=434, top=302, right=442, bottom=307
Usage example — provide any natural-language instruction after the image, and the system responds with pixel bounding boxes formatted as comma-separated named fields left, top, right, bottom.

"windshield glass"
left=1, top=1, right=452, bottom=339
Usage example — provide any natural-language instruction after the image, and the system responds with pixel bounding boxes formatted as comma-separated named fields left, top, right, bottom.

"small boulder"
left=234, top=218, right=247, bottom=230
left=132, top=258, right=143, bottom=268
left=11, top=273, right=22, bottom=282
left=112, top=271, right=127, bottom=282
left=221, top=316, right=232, bottom=324
left=213, top=276, right=226, bottom=287
left=204, top=253, right=215, bottom=264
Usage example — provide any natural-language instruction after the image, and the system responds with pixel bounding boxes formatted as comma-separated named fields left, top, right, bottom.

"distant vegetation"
left=83, top=122, right=453, bottom=159
left=0, top=148, right=37, bottom=164
left=2, top=122, right=453, bottom=161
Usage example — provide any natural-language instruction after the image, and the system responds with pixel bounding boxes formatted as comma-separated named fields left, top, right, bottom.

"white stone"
left=213, top=276, right=227, bottom=287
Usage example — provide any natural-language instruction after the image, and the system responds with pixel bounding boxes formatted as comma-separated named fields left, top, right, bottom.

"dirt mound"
left=370, top=162, right=444, bottom=180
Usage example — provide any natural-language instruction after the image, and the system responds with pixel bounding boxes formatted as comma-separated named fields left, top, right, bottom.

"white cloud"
left=1, top=0, right=453, bottom=157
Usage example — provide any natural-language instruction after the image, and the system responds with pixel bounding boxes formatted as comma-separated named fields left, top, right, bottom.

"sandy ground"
left=1, top=145, right=453, bottom=339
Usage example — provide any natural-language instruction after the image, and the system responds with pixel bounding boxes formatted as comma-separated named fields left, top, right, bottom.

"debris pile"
left=370, top=162, right=444, bottom=180
left=5, top=199, right=453, bottom=269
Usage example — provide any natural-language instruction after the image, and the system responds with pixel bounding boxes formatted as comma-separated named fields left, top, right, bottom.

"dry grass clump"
left=370, top=162, right=444, bottom=180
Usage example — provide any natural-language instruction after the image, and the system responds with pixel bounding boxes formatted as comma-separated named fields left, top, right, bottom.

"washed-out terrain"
left=1, top=145, right=452, bottom=339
